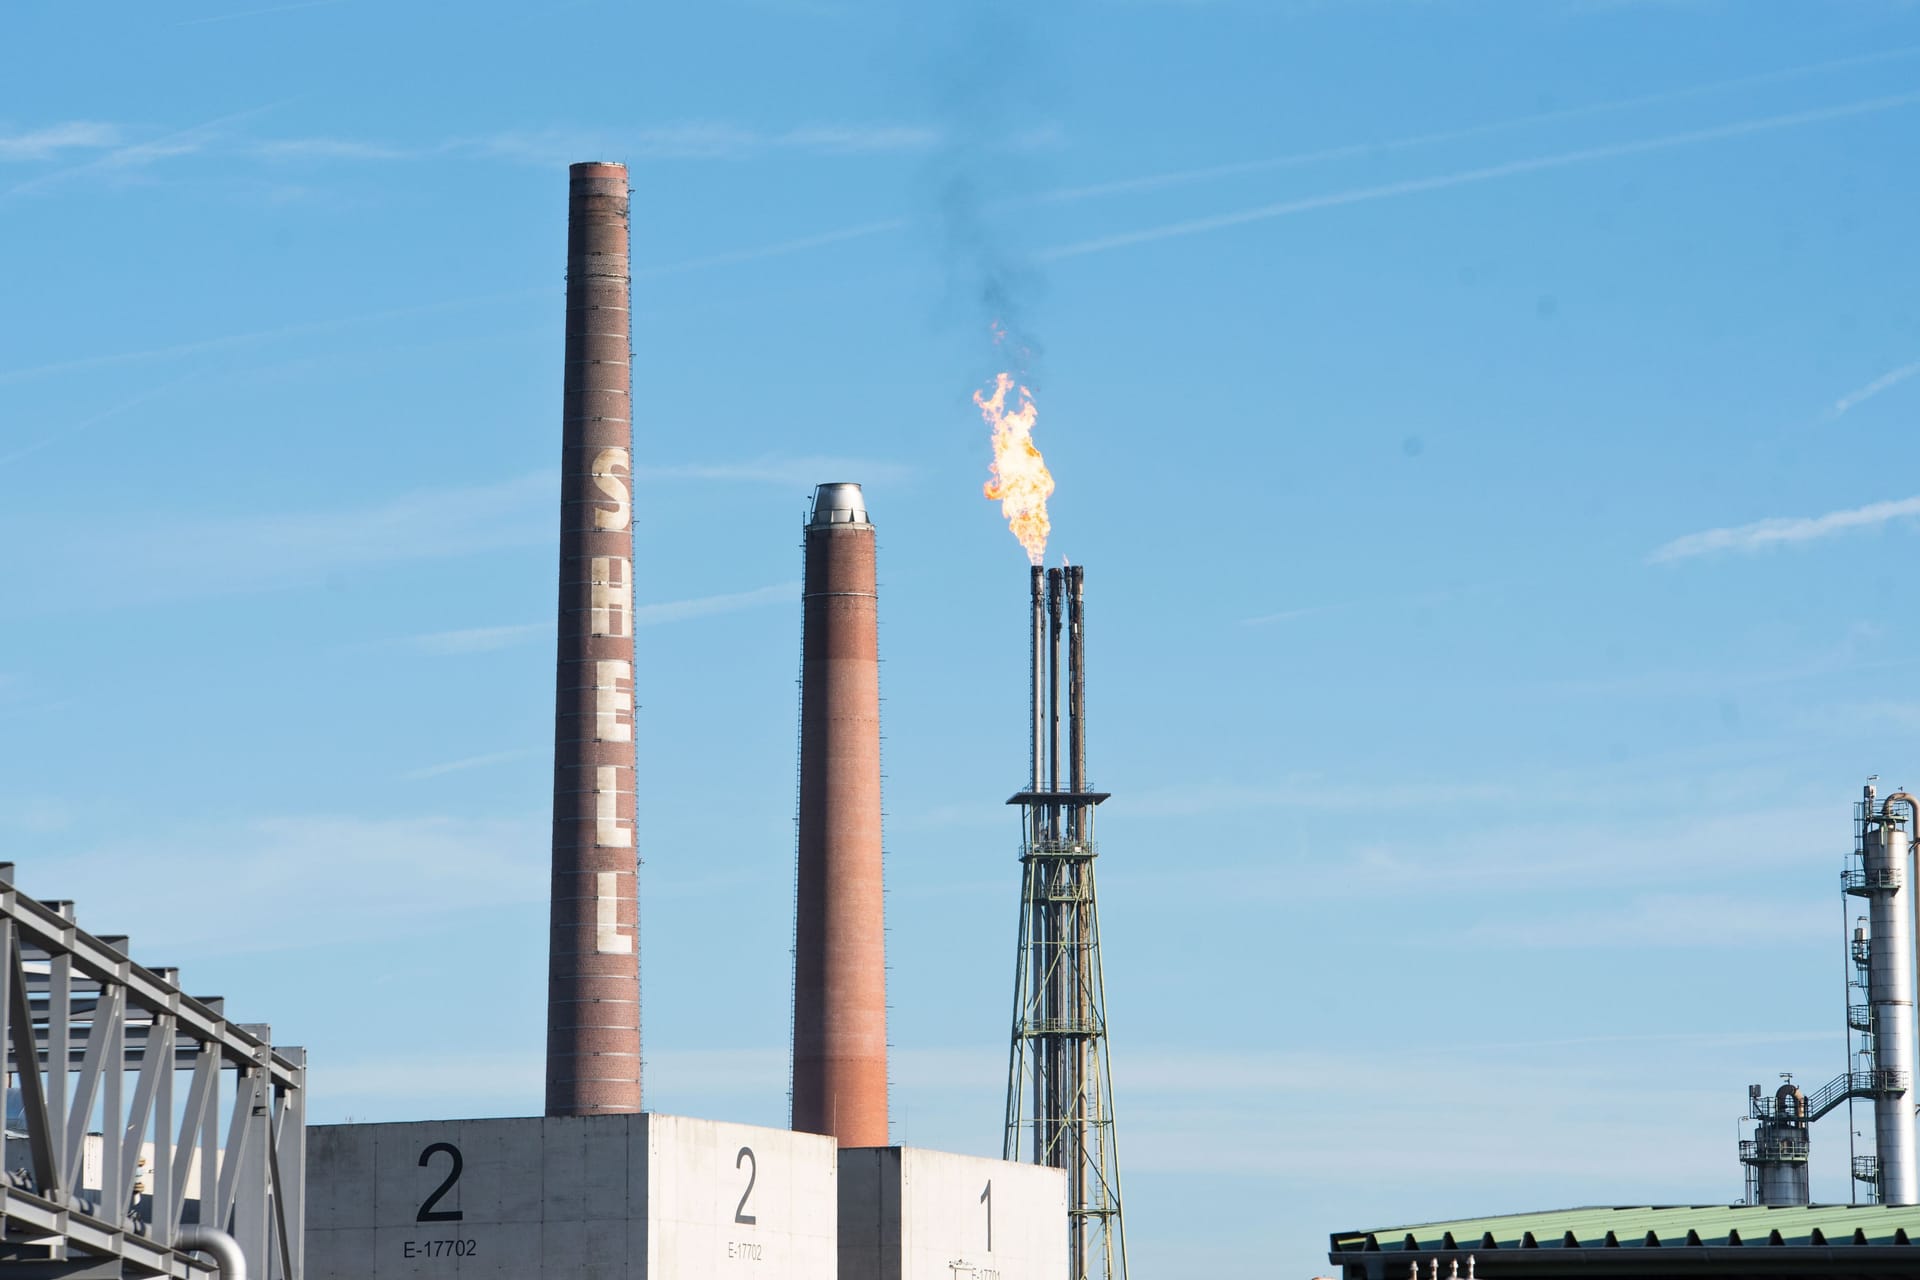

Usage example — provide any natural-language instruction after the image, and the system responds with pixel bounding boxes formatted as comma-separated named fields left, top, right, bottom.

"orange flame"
left=975, top=371, right=1054, bottom=565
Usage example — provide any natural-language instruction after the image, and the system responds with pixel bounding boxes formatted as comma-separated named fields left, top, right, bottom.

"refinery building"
left=13, top=159, right=1920, bottom=1280
left=0, top=160, right=1126, bottom=1280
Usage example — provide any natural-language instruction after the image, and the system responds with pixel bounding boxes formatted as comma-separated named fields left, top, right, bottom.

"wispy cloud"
left=174, top=0, right=346, bottom=25
left=1650, top=494, right=1920, bottom=563
left=1459, top=891, right=1827, bottom=949
left=468, top=123, right=938, bottom=167
left=1110, top=799, right=1835, bottom=904
left=0, top=123, right=122, bottom=162
left=401, top=750, right=532, bottom=781
left=634, top=219, right=908, bottom=278
left=384, top=583, right=797, bottom=656
left=1040, top=91, right=1920, bottom=261
left=639, top=455, right=915, bottom=486
left=1058, top=1045, right=1763, bottom=1182
left=8, top=472, right=557, bottom=608
left=395, top=622, right=552, bottom=656
left=1027, top=43, right=1920, bottom=208
left=314, top=1045, right=788, bottom=1118
left=0, top=375, right=199, bottom=468
left=1241, top=584, right=1481, bottom=626
left=634, top=581, right=797, bottom=626
left=0, top=286, right=555, bottom=386
left=1121, top=775, right=1516, bottom=818
left=248, top=136, right=411, bottom=162
left=1, top=101, right=289, bottom=201
left=20, top=814, right=545, bottom=955
left=1830, top=359, right=1920, bottom=418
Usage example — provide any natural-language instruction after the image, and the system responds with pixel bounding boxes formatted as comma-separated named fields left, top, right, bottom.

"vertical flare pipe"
left=546, top=161, right=641, bottom=1116
left=1065, top=563, right=1089, bottom=1278
left=792, top=483, right=889, bottom=1148
left=1068, top=566, right=1086, bottom=825
left=1031, top=567, right=1046, bottom=829
left=1047, top=569, right=1064, bottom=810
left=1028, top=564, right=1048, bottom=1162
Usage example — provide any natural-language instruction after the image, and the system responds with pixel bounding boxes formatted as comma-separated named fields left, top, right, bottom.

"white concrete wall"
left=306, top=1114, right=835, bottom=1280
left=838, top=1148, right=1066, bottom=1280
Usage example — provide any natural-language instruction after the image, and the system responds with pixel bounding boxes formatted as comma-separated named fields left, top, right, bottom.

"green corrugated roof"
left=1331, top=1204, right=1920, bottom=1253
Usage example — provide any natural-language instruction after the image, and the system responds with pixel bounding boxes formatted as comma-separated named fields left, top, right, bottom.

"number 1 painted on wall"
left=980, top=1180, right=991, bottom=1252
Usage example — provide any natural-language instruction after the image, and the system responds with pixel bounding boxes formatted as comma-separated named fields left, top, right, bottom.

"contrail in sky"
left=174, top=0, right=346, bottom=25
left=1040, top=90, right=1920, bottom=261
left=1026, top=44, right=1920, bottom=207
left=632, top=220, right=907, bottom=278
left=11, top=79, right=1914, bottom=385
left=0, top=101, right=290, bottom=201
left=0, top=376, right=197, bottom=468
left=1650, top=494, right=1920, bottom=563
left=1830, top=359, right=1920, bottom=418
left=0, top=286, right=555, bottom=386
left=401, top=749, right=530, bottom=782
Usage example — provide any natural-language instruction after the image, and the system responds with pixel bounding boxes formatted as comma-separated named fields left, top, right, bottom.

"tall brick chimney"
left=791, top=482, right=888, bottom=1147
left=546, top=161, right=641, bottom=1116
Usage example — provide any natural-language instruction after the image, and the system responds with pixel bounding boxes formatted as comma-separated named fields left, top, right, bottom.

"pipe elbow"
left=176, top=1226, right=246, bottom=1280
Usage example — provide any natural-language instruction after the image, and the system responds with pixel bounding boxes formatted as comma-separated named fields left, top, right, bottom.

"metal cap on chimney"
left=809, top=482, right=870, bottom=528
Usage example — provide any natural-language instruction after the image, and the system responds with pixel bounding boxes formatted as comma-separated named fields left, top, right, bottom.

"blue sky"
left=4, top=0, right=1920, bottom=1274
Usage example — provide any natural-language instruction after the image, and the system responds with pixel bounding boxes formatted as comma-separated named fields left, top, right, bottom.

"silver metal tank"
left=1866, top=796, right=1918, bottom=1204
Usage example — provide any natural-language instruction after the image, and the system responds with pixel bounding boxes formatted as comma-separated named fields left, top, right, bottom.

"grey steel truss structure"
left=0, top=863, right=305, bottom=1280
left=1003, top=566, right=1128, bottom=1280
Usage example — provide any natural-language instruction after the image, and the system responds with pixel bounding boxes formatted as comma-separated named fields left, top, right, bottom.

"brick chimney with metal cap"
left=791, top=481, right=888, bottom=1146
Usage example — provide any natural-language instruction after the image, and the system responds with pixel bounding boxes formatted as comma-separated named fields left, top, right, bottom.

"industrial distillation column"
left=1864, top=786, right=1919, bottom=1203
left=1740, top=1082, right=1812, bottom=1205
left=791, top=482, right=889, bottom=1148
left=1004, top=565, right=1129, bottom=1280
left=546, top=162, right=642, bottom=1116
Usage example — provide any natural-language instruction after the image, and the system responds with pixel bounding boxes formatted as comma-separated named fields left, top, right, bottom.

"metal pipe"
left=1029, top=565, right=1049, bottom=1161
left=1867, top=796, right=1918, bottom=1203
left=1065, top=564, right=1090, bottom=1275
left=1047, top=569, right=1063, bottom=802
left=1891, top=790, right=1920, bottom=1208
left=178, top=1226, right=246, bottom=1280
left=1068, top=565, right=1086, bottom=824
left=1031, top=566, right=1045, bottom=839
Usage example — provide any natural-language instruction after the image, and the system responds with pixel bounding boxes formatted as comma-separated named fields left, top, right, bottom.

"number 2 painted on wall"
left=416, top=1142, right=464, bottom=1223
left=734, top=1146, right=758, bottom=1225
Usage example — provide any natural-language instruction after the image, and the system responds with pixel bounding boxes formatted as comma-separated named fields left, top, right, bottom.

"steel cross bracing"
left=1003, top=825, right=1126, bottom=1280
left=0, top=863, right=305, bottom=1280
left=1002, top=565, right=1128, bottom=1280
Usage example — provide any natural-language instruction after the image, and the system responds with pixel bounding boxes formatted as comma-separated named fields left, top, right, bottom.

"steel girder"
left=0, top=863, right=304, bottom=1280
